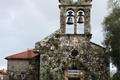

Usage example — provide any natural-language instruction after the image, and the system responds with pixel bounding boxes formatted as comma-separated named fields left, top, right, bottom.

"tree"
left=103, top=0, right=120, bottom=79
left=108, top=0, right=120, bottom=9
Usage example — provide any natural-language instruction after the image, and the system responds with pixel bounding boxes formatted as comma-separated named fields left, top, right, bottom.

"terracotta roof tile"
left=5, top=50, right=39, bottom=60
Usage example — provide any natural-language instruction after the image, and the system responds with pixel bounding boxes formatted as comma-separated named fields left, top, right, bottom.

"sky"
left=0, top=0, right=109, bottom=69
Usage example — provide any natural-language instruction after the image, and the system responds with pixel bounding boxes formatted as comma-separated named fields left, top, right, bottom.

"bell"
left=66, top=17, right=74, bottom=25
left=78, top=11, right=83, bottom=16
left=77, top=16, right=84, bottom=24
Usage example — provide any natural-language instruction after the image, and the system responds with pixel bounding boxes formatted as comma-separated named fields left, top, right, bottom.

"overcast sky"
left=0, top=0, right=108, bottom=69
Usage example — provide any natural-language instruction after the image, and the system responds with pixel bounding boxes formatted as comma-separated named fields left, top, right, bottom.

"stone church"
left=34, top=0, right=110, bottom=80
left=6, top=0, right=110, bottom=80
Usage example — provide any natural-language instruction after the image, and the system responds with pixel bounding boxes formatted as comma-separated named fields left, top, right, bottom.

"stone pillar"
left=84, top=8, right=91, bottom=34
left=60, top=7, right=66, bottom=34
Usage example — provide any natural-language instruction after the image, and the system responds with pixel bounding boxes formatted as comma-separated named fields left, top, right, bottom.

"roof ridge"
left=5, top=50, right=32, bottom=59
left=5, top=49, right=39, bottom=60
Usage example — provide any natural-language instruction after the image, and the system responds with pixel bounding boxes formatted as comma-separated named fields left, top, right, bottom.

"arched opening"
left=77, top=10, right=85, bottom=34
left=66, top=9, right=75, bottom=34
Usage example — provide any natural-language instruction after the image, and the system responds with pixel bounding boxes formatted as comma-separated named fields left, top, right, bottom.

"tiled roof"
left=5, top=50, right=39, bottom=60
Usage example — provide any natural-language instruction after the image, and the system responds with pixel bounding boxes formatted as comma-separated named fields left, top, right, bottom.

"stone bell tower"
left=35, top=0, right=110, bottom=80
left=59, top=0, right=92, bottom=35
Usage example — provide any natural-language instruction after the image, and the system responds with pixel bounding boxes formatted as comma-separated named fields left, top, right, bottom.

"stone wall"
left=59, top=0, right=92, bottom=5
left=7, top=59, right=39, bottom=80
left=35, top=32, right=110, bottom=80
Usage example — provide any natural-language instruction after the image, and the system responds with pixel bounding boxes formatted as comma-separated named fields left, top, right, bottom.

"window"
left=71, top=49, right=79, bottom=57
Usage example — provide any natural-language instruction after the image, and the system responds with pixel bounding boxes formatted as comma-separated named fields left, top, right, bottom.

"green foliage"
left=103, top=7, right=120, bottom=68
left=108, top=0, right=120, bottom=9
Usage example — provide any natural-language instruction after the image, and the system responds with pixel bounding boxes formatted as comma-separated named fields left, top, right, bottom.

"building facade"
left=5, top=50, right=39, bottom=80
left=35, top=0, right=110, bottom=80
left=6, top=0, right=110, bottom=80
